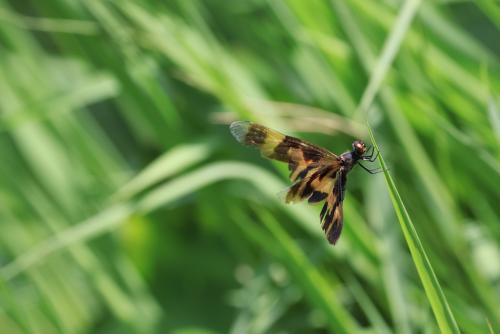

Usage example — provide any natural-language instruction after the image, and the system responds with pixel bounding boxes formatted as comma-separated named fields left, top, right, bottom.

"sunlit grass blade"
left=487, top=96, right=500, bottom=145
left=367, top=125, right=460, bottom=334
left=344, top=0, right=459, bottom=328
left=0, top=162, right=300, bottom=281
left=365, top=175, right=412, bottom=334
left=354, top=0, right=422, bottom=118
left=112, top=142, right=213, bottom=201
left=0, top=204, right=134, bottom=281
left=0, top=7, right=99, bottom=34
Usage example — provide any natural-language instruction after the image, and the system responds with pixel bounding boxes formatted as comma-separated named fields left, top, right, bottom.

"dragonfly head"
left=352, top=140, right=366, bottom=156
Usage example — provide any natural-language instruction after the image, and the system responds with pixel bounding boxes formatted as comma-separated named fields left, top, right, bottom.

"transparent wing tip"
left=229, top=121, right=251, bottom=143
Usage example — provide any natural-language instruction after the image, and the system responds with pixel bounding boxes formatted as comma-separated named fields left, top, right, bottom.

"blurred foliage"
left=0, top=0, right=499, bottom=333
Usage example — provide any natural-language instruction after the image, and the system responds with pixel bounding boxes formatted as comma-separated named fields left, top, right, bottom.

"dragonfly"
left=230, top=121, right=380, bottom=245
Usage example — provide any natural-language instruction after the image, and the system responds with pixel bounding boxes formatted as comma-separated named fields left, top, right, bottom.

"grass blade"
left=354, top=0, right=422, bottom=118
left=367, top=125, right=460, bottom=334
left=346, top=0, right=460, bottom=330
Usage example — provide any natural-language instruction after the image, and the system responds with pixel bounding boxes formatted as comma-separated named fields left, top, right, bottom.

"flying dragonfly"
left=230, top=121, right=380, bottom=245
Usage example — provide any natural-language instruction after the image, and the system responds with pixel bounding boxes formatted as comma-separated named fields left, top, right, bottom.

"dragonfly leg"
left=368, top=150, right=379, bottom=162
left=358, top=163, right=385, bottom=174
left=362, top=149, right=379, bottom=162
left=364, top=145, right=373, bottom=158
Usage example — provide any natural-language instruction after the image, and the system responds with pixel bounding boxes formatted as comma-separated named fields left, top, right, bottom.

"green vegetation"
left=0, top=0, right=499, bottom=333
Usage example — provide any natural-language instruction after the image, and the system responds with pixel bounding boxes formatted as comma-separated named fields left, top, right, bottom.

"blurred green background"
left=1, top=0, right=499, bottom=333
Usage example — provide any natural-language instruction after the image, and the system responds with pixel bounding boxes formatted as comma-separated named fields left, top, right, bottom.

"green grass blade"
left=112, top=142, right=213, bottom=201
left=0, top=203, right=134, bottom=281
left=0, top=162, right=294, bottom=280
left=354, top=0, right=422, bottom=118
left=346, top=0, right=460, bottom=330
left=367, top=125, right=460, bottom=334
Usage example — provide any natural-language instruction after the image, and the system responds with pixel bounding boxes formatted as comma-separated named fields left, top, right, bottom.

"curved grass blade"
left=0, top=162, right=310, bottom=281
left=111, top=142, right=213, bottom=201
left=343, top=0, right=460, bottom=330
left=0, top=161, right=363, bottom=333
left=367, top=125, right=460, bottom=334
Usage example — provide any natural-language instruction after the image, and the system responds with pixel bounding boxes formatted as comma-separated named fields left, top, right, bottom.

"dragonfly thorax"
left=340, top=151, right=358, bottom=171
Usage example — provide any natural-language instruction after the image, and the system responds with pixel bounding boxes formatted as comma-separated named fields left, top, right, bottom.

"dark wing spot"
left=270, top=137, right=293, bottom=160
left=301, top=174, right=319, bottom=199
left=319, top=166, right=336, bottom=180
left=246, top=124, right=267, bottom=145
left=320, top=204, right=343, bottom=245
left=272, top=136, right=327, bottom=162
left=308, top=191, right=328, bottom=203
left=320, top=202, right=328, bottom=220
left=302, top=146, right=323, bottom=161
left=327, top=212, right=343, bottom=245
left=295, top=164, right=313, bottom=180
left=322, top=209, right=334, bottom=232
left=230, top=122, right=268, bottom=146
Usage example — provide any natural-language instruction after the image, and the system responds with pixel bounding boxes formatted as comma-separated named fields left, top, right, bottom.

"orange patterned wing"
left=230, top=121, right=345, bottom=244
left=230, top=121, right=339, bottom=182
left=320, top=168, right=346, bottom=244
left=282, top=164, right=338, bottom=204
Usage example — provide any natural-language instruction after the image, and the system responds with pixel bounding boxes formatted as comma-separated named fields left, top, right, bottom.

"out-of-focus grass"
left=0, top=0, right=499, bottom=333
left=359, top=0, right=458, bottom=332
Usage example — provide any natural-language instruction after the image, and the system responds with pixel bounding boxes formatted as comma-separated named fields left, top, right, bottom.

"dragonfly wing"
left=320, top=168, right=347, bottom=245
left=230, top=121, right=338, bottom=182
